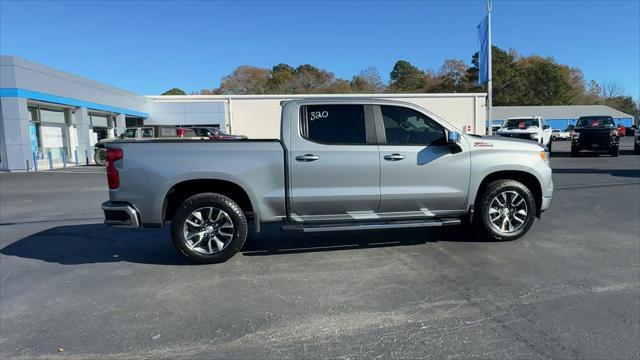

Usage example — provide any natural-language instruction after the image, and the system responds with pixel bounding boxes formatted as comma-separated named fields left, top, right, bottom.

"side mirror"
left=448, top=131, right=461, bottom=145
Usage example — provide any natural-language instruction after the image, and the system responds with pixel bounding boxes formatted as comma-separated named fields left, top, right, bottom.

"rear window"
left=577, top=117, right=614, bottom=127
left=301, top=104, right=367, bottom=144
left=503, top=118, right=540, bottom=129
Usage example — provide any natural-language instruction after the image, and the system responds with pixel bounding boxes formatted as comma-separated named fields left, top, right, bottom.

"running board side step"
left=281, top=218, right=461, bottom=232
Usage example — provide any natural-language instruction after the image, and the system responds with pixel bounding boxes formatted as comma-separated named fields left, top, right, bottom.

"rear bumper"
left=102, top=201, right=140, bottom=228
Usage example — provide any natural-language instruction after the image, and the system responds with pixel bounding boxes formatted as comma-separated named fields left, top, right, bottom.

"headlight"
left=530, top=134, right=540, bottom=140
left=571, top=131, right=580, bottom=139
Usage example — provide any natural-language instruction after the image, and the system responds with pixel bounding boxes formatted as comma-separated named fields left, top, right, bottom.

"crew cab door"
left=287, top=103, right=380, bottom=219
left=374, top=105, right=471, bottom=214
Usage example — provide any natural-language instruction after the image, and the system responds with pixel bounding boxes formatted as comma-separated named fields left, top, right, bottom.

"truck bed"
left=107, top=139, right=286, bottom=226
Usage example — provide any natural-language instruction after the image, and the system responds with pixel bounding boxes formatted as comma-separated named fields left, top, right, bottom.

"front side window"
left=380, top=105, right=446, bottom=146
left=301, top=104, right=367, bottom=144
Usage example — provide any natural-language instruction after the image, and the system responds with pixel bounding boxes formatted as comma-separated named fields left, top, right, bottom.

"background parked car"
left=617, top=124, right=626, bottom=137
left=94, top=126, right=186, bottom=165
left=625, top=125, right=636, bottom=136
left=552, top=129, right=570, bottom=140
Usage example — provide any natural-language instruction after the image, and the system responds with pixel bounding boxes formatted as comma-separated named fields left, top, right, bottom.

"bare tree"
left=601, top=81, right=625, bottom=99
left=351, top=67, right=384, bottom=93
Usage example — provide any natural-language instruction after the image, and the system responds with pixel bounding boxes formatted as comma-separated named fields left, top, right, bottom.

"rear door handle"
left=383, top=153, right=406, bottom=161
left=295, top=154, right=320, bottom=162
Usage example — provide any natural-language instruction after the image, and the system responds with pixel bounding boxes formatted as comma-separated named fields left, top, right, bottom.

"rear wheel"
left=475, top=179, right=537, bottom=241
left=547, top=138, right=553, bottom=154
left=634, top=143, right=640, bottom=155
left=94, top=148, right=106, bottom=166
left=171, top=193, right=247, bottom=264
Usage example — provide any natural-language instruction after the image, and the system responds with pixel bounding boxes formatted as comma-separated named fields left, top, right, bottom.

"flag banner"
left=477, top=14, right=489, bottom=84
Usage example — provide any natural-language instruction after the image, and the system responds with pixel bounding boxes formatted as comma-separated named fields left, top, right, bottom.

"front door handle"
left=384, top=153, right=406, bottom=161
left=295, top=154, right=320, bottom=162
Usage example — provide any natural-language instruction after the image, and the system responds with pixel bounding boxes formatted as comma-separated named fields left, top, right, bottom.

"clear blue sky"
left=1, top=0, right=638, bottom=98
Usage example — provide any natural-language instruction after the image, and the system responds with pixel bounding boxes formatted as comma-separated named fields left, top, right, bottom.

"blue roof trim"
left=0, top=88, right=149, bottom=118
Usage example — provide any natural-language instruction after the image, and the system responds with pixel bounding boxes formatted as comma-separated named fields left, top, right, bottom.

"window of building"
left=301, top=104, right=367, bottom=144
left=90, top=114, right=109, bottom=128
left=380, top=105, right=446, bottom=146
left=39, top=108, right=67, bottom=124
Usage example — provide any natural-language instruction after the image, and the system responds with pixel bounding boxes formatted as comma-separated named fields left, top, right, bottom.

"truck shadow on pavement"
left=0, top=222, right=486, bottom=265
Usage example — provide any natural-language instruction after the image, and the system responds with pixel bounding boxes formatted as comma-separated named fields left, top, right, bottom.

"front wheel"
left=634, top=144, right=640, bottom=155
left=547, top=138, right=553, bottom=154
left=171, top=193, right=247, bottom=264
left=475, top=179, right=537, bottom=241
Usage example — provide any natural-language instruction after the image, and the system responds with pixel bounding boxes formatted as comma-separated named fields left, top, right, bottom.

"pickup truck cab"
left=571, top=116, right=619, bottom=157
left=496, top=116, right=553, bottom=152
left=102, top=98, right=553, bottom=263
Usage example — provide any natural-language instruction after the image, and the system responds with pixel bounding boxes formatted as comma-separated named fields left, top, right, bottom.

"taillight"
left=106, top=148, right=123, bottom=189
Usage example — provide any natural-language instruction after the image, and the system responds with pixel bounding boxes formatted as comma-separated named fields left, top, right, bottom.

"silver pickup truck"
left=102, top=98, right=553, bottom=263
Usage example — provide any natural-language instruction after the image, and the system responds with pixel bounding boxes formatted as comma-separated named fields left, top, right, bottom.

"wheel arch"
left=163, top=179, right=259, bottom=232
left=474, top=170, right=543, bottom=218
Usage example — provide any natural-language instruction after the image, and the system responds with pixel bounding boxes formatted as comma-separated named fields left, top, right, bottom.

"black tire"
left=474, top=179, right=537, bottom=241
left=94, top=148, right=107, bottom=166
left=634, top=144, right=640, bottom=155
left=547, top=138, right=552, bottom=155
left=610, top=145, right=619, bottom=157
left=571, top=145, right=580, bottom=157
left=171, top=193, right=247, bottom=264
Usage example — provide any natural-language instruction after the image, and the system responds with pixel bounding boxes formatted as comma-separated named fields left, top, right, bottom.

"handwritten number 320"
left=309, top=111, right=329, bottom=121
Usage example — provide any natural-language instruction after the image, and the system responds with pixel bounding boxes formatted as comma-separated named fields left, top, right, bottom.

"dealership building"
left=0, top=55, right=635, bottom=172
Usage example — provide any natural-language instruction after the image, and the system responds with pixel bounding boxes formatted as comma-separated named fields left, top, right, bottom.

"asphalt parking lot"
left=1, top=138, right=639, bottom=359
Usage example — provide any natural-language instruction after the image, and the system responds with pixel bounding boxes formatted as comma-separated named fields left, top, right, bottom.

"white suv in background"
left=496, top=116, right=553, bottom=152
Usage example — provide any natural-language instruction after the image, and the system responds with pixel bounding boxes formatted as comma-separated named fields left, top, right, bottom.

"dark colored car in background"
left=571, top=116, right=619, bottom=157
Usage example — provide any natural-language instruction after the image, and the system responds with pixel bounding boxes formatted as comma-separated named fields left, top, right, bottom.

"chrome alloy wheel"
left=488, top=191, right=528, bottom=234
left=182, top=207, right=235, bottom=255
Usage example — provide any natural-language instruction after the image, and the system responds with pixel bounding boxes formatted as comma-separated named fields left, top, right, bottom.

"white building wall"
left=147, top=94, right=487, bottom=139
left=145, top=100, right=227, bottom=129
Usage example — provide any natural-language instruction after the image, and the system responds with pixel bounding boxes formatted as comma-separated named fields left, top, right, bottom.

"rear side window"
left=141, top=128, right=154, bottom=138
left=301, top=105, right=367, bottom=144
left=380, top=105, right=446, bottom=146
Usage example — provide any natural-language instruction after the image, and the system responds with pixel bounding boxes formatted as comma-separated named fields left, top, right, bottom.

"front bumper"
left=102, top=201, right=140, bottom=228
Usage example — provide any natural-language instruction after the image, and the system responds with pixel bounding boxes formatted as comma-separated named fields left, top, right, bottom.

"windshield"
left=576, top=117, right=614, bottom=127
left=503, top=118, right=539, bottom=129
